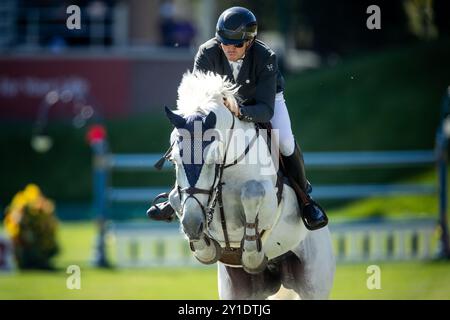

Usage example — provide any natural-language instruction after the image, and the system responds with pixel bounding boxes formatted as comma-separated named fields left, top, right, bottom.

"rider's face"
left=220, top=41, right=249, bottom=62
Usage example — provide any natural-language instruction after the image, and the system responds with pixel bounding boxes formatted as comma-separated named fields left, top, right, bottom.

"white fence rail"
left=109, top=219, right=439, bottom=268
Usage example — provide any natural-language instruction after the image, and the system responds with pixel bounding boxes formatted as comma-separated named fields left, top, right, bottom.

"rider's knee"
left=279, top=136, right=295, bottom=156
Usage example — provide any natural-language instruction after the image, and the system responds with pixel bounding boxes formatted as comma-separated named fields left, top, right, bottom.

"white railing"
left=109, top=219, right=438, bottom=268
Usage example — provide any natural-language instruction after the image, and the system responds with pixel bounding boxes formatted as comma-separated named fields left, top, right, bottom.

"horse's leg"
left=189, top=234, right=222, bottom=265
left=289, top=227, right=336, bottom=299
left=217, top=263, right=281, bottom=300
left=169, top=187, right=221, bottom=264
left=240, top=180, right=269, bottom=273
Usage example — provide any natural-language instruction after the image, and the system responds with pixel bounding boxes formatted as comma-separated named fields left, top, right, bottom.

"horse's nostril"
left=182, top=221, right=204, bottom=241
left=198, top=222, right=204, bottom=235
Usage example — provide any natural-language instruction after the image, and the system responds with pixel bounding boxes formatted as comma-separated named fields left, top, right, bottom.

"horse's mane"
left=176, top=71, right=239, bottom=115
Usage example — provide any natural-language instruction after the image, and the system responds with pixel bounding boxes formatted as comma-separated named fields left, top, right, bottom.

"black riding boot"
left=282, top=143, right=328, bottom=230
left=146, top=192, right=176, bottom=222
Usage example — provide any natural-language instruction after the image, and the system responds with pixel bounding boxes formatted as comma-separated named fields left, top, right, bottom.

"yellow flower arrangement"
left=3, top=184, right=59, bottom=269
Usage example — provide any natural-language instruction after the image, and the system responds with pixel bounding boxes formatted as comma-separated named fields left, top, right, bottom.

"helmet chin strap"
left=245, top=37, right=256, bottom=53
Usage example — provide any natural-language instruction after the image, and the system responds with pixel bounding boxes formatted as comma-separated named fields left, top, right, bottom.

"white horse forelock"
left=176, top=71, right=239, bottom=116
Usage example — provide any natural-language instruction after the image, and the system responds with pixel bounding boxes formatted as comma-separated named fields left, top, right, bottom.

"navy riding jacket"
left=193, top=38, right=285, bottom=123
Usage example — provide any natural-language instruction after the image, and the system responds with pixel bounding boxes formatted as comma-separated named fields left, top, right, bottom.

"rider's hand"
left=223, top=97, right=241, bottom=117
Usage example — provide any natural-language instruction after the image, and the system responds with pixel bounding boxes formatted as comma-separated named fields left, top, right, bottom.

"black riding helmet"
left=215, top=7, right=257, bottom=46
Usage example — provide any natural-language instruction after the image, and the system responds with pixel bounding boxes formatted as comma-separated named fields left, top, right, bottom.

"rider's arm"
left=193, top=46, right=213, bottom=73
left=238, top=54, right=277, bottom=123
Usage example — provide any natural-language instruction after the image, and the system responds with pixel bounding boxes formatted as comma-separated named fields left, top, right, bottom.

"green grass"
left=1, top=262, right=450, bottom=299
left=331, top=261, right=450, bottom=300
left=0, top=268, right=218, bottom=300
left=56, top=222, right=97, bottom=268
left=1, top=222, right=450, bottom=299
left=330, top=168, right=439, bottom=220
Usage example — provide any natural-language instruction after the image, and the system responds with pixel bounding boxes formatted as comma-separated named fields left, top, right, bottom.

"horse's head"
left=165, top=71, right=237, bottom=240
left=166, top=107, right=224, bottom=240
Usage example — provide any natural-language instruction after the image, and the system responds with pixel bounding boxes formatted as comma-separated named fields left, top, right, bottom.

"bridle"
left=176, top=110, right=259, bottom=249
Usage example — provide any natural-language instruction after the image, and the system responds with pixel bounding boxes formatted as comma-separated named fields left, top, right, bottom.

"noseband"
left=177, top=167, right=218, bottom=224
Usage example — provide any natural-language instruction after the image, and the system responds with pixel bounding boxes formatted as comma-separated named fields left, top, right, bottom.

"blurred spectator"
left=15, top=0, right=114, bottom=49
left=159, top=0, right=176, bottom=46
left=173, top=19, right=196, bottom=47
left=48, top=35, right=67, bottom=53
left=158, top=0, right=196, bottom=48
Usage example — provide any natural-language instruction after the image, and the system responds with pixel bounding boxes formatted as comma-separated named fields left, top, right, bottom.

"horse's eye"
left=176, top=141, right=183, bottom=158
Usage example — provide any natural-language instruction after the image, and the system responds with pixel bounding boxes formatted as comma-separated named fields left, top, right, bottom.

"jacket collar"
left=218, top=40, right=251, bottom=83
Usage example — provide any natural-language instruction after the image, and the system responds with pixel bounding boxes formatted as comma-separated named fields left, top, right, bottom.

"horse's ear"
left=165, top=106, right=186, bottom=128
left=203, top=111, right=216, bottom=129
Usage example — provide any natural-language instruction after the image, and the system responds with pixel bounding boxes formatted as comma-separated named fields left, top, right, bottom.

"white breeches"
left=270, top=92, right=295, bottom=156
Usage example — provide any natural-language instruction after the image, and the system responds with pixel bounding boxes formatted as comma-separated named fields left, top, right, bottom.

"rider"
left=147, top=6, right=328, bottom=230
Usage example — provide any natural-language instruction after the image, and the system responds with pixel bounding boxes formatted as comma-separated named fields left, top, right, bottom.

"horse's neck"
left=222, top=119, right=277, bottom=184
left=222, top=119, right=253, bottom=165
